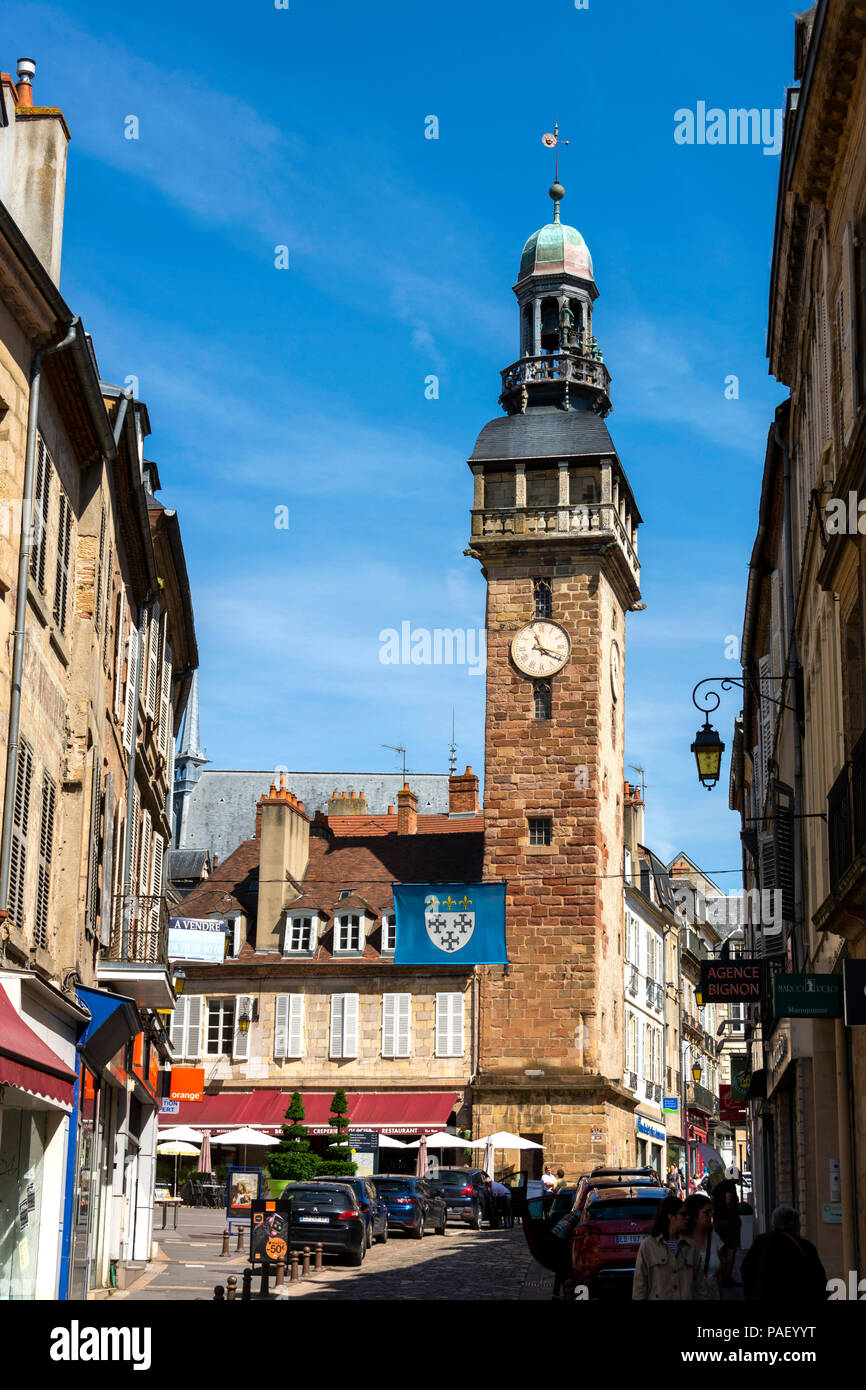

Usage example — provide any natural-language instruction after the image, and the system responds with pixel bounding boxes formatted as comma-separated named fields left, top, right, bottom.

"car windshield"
left=587, top=1200, right=664, bottom=1222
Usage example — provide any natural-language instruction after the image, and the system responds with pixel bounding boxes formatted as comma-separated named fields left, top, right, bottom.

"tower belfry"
left=466, top=145, right=643, bottom=1169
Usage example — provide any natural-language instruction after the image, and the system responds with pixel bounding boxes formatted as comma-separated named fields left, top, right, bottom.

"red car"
left=571, top=1184, right=667, bottom=1298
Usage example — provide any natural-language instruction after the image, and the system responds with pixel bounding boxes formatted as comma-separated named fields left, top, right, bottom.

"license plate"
left=614, top=1234, right=641, bottom=1244
left=299, top=1215, right=329, bottom=1224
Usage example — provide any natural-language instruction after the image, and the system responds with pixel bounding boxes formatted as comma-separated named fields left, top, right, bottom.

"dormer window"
left=284, top=914, right=317, bottom=955
left=381, top=913, right=396, bottom=954
left=335, top=913, right=364, bottom=954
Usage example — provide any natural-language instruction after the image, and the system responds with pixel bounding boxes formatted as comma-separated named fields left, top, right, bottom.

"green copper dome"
left=518, top=186, right=594, bottom=282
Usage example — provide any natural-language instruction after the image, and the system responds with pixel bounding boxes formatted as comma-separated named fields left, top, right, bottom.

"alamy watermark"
left=674, top=884, right=782, bottom=931
left=674, top=103, right=783, bottom=156
left=379, top=622, right=486, bottom=677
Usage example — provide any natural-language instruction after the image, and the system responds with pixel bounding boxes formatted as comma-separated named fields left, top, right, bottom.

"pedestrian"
left=541, top=1165, right=556, bottom=1194
left=553, top=1168, right=567, bottom=1192
left=712, top=1164, right=743, bottom=1285
left=485, top=1178, right=513, bottom=1228
left=684, top=1193, right=722, bottom=1299
left=632, top=1196, right=714, bottom=1300
left=741, top=1206, right=828, bottom=1302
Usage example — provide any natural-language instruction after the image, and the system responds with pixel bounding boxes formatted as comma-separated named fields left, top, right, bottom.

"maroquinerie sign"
left=772, top=974, right=842, bottom=1019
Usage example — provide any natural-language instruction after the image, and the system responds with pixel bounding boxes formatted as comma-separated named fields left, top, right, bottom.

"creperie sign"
left=699, top=959, right=764, bottom=1000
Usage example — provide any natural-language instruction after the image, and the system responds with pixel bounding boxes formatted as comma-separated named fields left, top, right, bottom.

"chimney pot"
left=449, top=765, right=480, bottom=815
left=397, top=783, right=418, bottom=835
left=16, top=58, right=35, bottom=107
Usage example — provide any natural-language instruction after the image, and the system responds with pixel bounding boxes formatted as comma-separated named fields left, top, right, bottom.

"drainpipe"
left=121, top=592, right=157, bottom=959
left=0, top=320, right=78, bottom=914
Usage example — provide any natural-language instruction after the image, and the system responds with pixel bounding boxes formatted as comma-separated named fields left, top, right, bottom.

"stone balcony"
left=97, top=894, right=174, bottom=1009
left=499, top=351, right=612, bottom=415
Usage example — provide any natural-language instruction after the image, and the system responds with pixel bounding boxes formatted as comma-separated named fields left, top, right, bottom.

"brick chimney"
left=449, top=765, right=479, bottom=814
left=623, top=780, right=645, bottom=864
left=328, top=789, right=368, bottom=817
left=397, top=783, right=418, bottom=835
left=0, top=60, right=69, bottom=285
left=255, top=773, right=310, bottom=943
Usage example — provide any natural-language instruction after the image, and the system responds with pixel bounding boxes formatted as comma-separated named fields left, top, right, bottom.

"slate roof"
left=469, top=405, right=616, bottom=462
left=168, top=849, right=210, bottom=880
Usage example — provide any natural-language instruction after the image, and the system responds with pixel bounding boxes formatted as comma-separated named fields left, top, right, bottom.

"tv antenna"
left=382, top=744, right=407, bottom=781
left=449, top=710, right=457, bottom=776
left=628, top=764, right=648, bottom=798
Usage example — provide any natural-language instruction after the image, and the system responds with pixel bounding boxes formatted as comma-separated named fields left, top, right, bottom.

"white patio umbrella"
left=156, top=1139, right=200, bottom=1197
left=405, top=1131, right=469, bottom=1150
left=473, top=1131, right=544, bottom=1179
left=376, top=1134, right=408, bottom=1149
left=210, top=1128, right=279, bottom=1147
left=158, top=1125, right=206, bottom=1144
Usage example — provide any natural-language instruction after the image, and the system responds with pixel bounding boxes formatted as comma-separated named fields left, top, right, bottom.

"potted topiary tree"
left=266, top=1091, right=321, bottom=1196
left=318, top=1087, right=357, bottom=1177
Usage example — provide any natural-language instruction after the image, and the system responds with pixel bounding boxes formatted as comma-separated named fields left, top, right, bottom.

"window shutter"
left=233, top=995, right=253, bottom=1059
left=130, top=784, right=140, bottom=896
left=840, top=224, right=858, bottom=443
left=30, top=437, right=50, bottom=593
left=186, top=994, right=203, bottom=1059
left=123, top=628, right=139, bottom=752
left=757, top=654, right=773, bottom=801
left=382, top=995, right=396, bottom=1057
left=94, top=505, right=105, bottom=634
left=229, top=915, right=243, bottom=957
left=100, top=773, right=115, bottom=947
left=330, top=994, right=344, bottom=1058
left=274, top=995, right=289, bottom=1058
left=102, top=544, right=113, bottom=662
left=85, top=753, right=102, bottom=936
left=111, top=814, right=125, bottom=947
left=139, top=808, right=152, bottom=895
left=158, top=643, right=173, bottom=761
left=8, top=739, right=33, bottom=929
left=150, top=833, right=164, bottom=936
left=435, top=993, right=463, bottom=1057
left=53, top=490, right=72, bottom=632
left=34, top=772, right=57, bottom=951
left=145, top=610, right=161, bottom=721
left=114, top=599, right=126, bottom=720
left=770, top=571, right=784, bottom=706
left=287, top=995, right=304, bottom=1058
left=170, top=995, right=188, bottom=1056
left=395, top=994, right=411, bottom=1056
left=343, top=993, right=359, bottom=1058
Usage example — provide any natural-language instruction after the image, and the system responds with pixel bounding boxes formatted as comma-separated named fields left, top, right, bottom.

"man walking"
left=741, top=1206, right=828, bottom=1302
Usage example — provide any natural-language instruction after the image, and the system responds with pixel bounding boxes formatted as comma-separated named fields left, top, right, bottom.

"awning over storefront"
left=161, top=1090, right=459, bottom=1136
left=0, top=983, right=76, bottom=1109
left=75, top=985, right=141, bottom=1071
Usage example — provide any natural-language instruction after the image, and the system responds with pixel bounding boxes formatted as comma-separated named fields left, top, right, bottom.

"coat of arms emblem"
left=424, top=893, right=475, bottom=954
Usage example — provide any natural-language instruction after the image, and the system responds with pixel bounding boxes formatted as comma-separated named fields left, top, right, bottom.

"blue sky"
left=8, top=0, right=794, bottom=876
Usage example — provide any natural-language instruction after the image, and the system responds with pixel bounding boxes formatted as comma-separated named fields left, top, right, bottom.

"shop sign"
left=700, top=959, right=763, bottom=1001
left=843, top=959, right=866, bottom=1026
left=822, top=1203, right=842, bottom=1225
left=590, top=1127, right=602, bottom=1143
left=167, top=917, right=227, bottom=962
left=729, top=1054, right=751, bottom=1103
left=250, top=1200, right=292, bottom=1266
left=719, top=1084, right=746, bottom=1121
left=159, top=1099, right=180, bottom=1115
left=636, top=1116, right=666, bottom=1142
left=773, top=973, right=842, bottom=1018
left=169, top=1066, right=205, bottom=1102
left=662, top=1096, right=679, bottom=1113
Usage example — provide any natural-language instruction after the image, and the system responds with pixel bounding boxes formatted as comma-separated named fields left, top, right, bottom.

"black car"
left=314, top=1177, right=389, bottom=1247
left=427, top=1166, right=487, bottom=1228
left=371, top=1175, right=448, bottom=1237
left=285, top=1182, right=367, bottom=1265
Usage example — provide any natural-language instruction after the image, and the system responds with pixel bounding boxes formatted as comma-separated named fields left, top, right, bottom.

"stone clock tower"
left=466, top=176, right=643, bottom=1170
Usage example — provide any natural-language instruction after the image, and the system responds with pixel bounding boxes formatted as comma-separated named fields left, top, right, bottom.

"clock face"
left=511, top=620, right=571, bottom=678
left=610, top=640, right=621, bottom=700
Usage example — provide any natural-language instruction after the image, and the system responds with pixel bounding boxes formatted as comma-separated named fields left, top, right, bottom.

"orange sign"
left=169, top=1066, right=205, bottom=1102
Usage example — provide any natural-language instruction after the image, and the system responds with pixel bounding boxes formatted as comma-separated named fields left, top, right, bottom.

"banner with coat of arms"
left=392, top=883, right=507, bottom=965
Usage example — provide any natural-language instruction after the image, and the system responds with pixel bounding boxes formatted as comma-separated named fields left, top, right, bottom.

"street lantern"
left=173, top=968, right=186, bottom=996
left=692, top=1058, right=703, bottom=1084
left=691, top=720, right=725, bottom=790
left=238, top=1004, right=252, bottom=1035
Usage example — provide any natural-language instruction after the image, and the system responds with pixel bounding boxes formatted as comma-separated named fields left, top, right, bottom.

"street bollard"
left=302, top=1245, right=311, bottom=1277
left=274, top=1258, right=285, bottom=1289
left=213, top=1285, right=225, bottom=1301
left=241, top=1268, right=252, bottom=1302
left=290, top=1252, right=299, bottom=1282
left=235, top=1226, right=245, bottom=1255
left=220, top=1228, right=230, bottom=1257
left=226, top=1275, right=238, bottom=1301
left=314, top=1242, right=323, bottom=1271
left=259, top=1265, right=269, bottom=1298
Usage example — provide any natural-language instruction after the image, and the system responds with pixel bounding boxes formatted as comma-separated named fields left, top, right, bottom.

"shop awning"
left=0, top=984, right=76, bottom=1109
left=162, top=1090, right=459, bottom=1137
left=75, top=985, right=141, bottom=1071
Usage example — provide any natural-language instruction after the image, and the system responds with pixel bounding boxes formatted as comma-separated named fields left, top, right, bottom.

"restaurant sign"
left=773, top=973, right=842, bottom=1018
left=699, top=959, right=763, bottom=1001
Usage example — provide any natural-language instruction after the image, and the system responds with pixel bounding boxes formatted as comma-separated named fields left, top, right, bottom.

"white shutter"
left=130, top=785, right=141, bottom=894
left=274, top=995, right=289, bottom=1059
left=435, top=993, right=464, bottom=1057
left=395, top=994, right=411, bottom=1057
left=150, top=832, right=164, bottom=935
left=145, top=611, right=161, bottom=721
left=233, top=994, right=253, bottom=1059
left=185, top=994, right=203, bottom=1059
left=757, top=654, right=773, bottom=797
left=170, top=995, right=188, bottom=1056
left=330, top=994, right=345, bottom=1058
left=114, top=598, right=126, bottom=720
left=343, top=993, right=359, bottom=1058
left=158, top=645, right=173, bottom=761
left=382, top=994, right=396, bottom=1057
left=287, top=996, right=304, bottom=1058
left=229, top=915, right=243, bottom=957
left=139, top=808, right=152, bottom=894
left=122, top=628, right=139, bottom=752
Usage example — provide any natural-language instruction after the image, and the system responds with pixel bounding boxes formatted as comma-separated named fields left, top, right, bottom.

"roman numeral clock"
left=464, top=161, right=643, bottom=1174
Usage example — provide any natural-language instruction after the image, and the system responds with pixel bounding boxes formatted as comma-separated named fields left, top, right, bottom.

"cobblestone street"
left=115, top=1211, right=551, bottom=1303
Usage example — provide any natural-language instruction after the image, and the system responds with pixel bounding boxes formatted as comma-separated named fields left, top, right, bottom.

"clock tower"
left=466, top=174, right=643, bottom=1169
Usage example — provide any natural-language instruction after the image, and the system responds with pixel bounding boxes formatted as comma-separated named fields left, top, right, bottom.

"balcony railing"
left=828, top=732, right=866, bottom=893
left=500, top=351, right=611, bottom=396
left=682, top=928, right=708, bottom=961
left=470, top=502, right=639, bottom=577
left=104, top=894, right=169, bottom=966
left=687, top=1081, right=720, bottom=1117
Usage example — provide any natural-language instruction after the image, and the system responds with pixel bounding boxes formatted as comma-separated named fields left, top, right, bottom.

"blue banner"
left=392, top=883, right=507, bottom=964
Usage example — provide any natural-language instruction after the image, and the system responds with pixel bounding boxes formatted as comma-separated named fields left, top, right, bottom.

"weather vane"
left=542, top=122, right=569, bottom=184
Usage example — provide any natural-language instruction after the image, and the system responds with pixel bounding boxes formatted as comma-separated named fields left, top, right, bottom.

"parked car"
left=371, top=1175, right=448, bottom=1237
left=427, top=1166, right=486, bottom=1228
left=571, top=1184, right=668, bottom=1298
left=285, top=1182, right=367, bottom=1266
left=572, top=1166, right=660, bottom=1214
left=314, top=1177, right=389, bottom=1247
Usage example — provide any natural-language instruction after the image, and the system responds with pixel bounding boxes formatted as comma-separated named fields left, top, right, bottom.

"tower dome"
left=518, top=182, right=594, bottom=283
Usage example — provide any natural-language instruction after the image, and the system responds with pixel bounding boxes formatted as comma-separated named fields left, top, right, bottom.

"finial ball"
left=549, top=182, right=565, bottom=203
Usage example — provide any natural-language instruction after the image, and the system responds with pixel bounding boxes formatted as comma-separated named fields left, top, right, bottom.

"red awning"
left=0, top=984, right=76, bottom=1109
left=163, top=1090, right=458, bottom=1137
